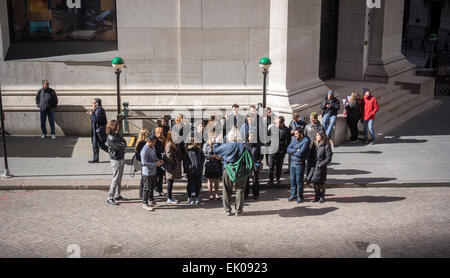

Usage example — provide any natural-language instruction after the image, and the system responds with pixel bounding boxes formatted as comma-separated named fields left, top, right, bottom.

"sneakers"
left=319, top=197, right=325, bottom=203
left=40, top=134, right=46, bottom=139
left=142, top=204, right=154, bottom=211
left=235, top=211, right=243, bottom=216
left=288, top=196, right=296, bottom=201
left=194, top=197, right=200, bottom=205
left=296, top=198, right=304, bottom=204
left=51, top=134, right=56, bottom=140
left=188, top=198, right=195, bottom=205
left=166, top=198, right=179, bottom=204
left=225, top=211, right=234, bottom=216
left=114, top=195, right=128, bottom=201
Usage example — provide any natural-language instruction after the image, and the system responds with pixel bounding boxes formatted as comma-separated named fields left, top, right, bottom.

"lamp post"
left=0, top=84, right=12, bottom=179
left=112, top=57, right=125, bottom=130
left=429, top=33, right=437, bottom=70
left=259, top=57, right=272, bottom=109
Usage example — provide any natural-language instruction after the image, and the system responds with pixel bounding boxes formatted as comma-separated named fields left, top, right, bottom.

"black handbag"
left=204, top=159, right=222, bottom=178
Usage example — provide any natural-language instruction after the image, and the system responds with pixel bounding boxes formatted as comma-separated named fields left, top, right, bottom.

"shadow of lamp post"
left=0, top=84, right=13, bottom=179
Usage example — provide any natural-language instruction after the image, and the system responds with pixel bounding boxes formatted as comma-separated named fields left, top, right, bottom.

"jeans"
left=108, top=159, right=125, bottom=200
left=363, top=120, right=376, bottom=142
left=187, top=175, right=202, bottom=198
left=40, top=108, right=55, bottom=135
left=268, top=153, right=285, bottom=182
left=322, top=113, right=337, bottom=138
left=142, top=175, right=157, bottom=204
left=290, top=163, right=304, bottom=199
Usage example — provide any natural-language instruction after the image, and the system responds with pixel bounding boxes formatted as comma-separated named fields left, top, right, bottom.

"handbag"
left=204, top=159, right=222, bottom=178
left=131, top=154, right=141, bottom=172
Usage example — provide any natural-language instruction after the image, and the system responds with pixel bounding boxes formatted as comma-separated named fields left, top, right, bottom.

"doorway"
left=319, top=0, right=340, bottom=81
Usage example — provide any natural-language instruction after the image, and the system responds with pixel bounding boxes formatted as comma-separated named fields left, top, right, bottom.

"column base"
left=365, top=56, right=416, bottom=84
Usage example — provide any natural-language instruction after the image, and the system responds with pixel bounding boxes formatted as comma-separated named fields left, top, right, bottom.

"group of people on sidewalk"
left=35, top=81, right=379, bottom=216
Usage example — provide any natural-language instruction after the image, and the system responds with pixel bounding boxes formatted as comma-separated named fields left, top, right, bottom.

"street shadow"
left=241, top=206, right=339, bottom=218
left=327, top=168, right=372, bottom=175
left=334, top=151, right=382, bottom=154
left=325, top=196, right=406, bottom=203
left=375, top=136, right=428, bottom=144
left=54, top=105, right=90, bottom=136
left=327, top=177, right=397, bottom=184
left=0, top=136, right=78, bottom=158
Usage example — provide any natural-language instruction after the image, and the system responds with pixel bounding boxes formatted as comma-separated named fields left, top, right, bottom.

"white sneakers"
left=41, top=134, right=56, bottom=139
left=166, top=199, right=179, bottom=204
left=142, top=204, right=154, bottom=211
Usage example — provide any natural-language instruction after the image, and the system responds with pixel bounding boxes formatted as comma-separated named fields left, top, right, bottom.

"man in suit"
left=88, top=98, right=108, bottom=163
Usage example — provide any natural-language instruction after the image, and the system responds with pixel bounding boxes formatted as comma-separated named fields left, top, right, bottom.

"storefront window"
left=10, top=0, right=117, bottom=41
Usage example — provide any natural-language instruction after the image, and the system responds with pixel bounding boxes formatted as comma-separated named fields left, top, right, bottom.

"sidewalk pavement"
left=1, top=97, right=450, bottom=190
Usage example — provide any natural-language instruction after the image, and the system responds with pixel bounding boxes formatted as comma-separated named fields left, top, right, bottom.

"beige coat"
left=165, top=143, right=183, bottom=180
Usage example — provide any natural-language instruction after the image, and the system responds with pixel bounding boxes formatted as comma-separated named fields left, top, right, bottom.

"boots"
left=319, top=189, right=326, bottom=203
left=312, top=185, right=320, bottom=203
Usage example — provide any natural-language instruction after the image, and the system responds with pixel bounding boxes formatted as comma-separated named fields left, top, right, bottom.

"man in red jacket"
left=361, top=88, right=379, bottom=145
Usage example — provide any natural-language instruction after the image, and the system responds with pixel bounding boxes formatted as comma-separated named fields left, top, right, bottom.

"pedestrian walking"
left=320, top=90, right=340, bottom=138
left=267, top=116, right=291, bottom=186
left=361, top=88, right=379, bottom=145
left=305, top=112, right=325, bottom=182
left=307, top=131, right=333, bottom=203
left=88, top=98, right=108, bottom=163
left=244, top=131, right=262, bottom=200
left=154, top=127, right=166, bottom=196
left=286, top=112, right=307, bottom=173
left=184, top=143, right=205, bottom=204
left=164, top=131, right=182, bottom=204
left=106, top=120, right=128, bottom=206
left=345, top=92, right=362, bottom=142
left=286, top=127, right=309, bottom=203
left=135, top=128, right=150, bottom=198
left=141, top=134, right=164, bottom=211
left=35, top=80, right=58, bottom=139
left=203, top=131, right=223, bottom=200
left=213, top=129, right=253, bottom=216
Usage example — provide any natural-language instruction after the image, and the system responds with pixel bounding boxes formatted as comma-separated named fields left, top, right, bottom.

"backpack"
left=224, top=149, right=254, bottom=183
left=131, top=153, right=141, bottom=172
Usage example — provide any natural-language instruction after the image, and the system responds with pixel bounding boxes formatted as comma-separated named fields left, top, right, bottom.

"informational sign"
left=10, top=0, right=117, bottom=41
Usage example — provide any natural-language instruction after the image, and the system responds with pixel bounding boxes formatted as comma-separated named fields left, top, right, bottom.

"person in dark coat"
left=184, top=143, right=205, bottom=205
left=345, top=92, right=362, bottom=142
left=267, top=116, right=291, bottom=186
left=88, top=98, right=108, bottom=163
left=320, top=90, right=340, bottom=138
left=308, top=131, right=333, bottom=203
left=35, top=80, right=58, bottom=139
left=286, top=127, right=309, bottom=203
left=164, top=131, right=183, bottom=204
left=305, top=112, right=325, bottom=182
left=244, top=131, right=263, bottom=200
left=286, top=112, right=307, bottom=174
left=153, top=127, right=166, bottom=196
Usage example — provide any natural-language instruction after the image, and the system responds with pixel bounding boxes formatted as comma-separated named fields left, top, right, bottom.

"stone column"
left=268, top=0, right=330, bottom=114
left=365, top=0, right=416, bottom=83
left=0, top=0, right=10, bottom=60
left=335, top=0, right=370, bottom=81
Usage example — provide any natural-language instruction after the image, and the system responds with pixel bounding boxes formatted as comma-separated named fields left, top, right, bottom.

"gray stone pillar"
left=268, top=0, right=329, bottom=114
left=365, top=0, right=416, bottom=83
left=335, top=0, right=370, bottom=81
left=0, top=0, right=10, bottom=60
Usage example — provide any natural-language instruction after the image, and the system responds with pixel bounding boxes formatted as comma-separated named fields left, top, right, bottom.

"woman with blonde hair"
left=135, top=128, right=149, bottom=198
left=203, top=130, right=223, bottom=200
left=164, top=131, right=182, bottom=204
left=106, top=120, right=128, bottom=206
left=345, top=91, right=362, bottom=142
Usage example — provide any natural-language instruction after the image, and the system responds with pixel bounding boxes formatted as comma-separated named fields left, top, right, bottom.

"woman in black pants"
left=345, top=92, right=362, bottom=142
left=308, top=131, right=333, bottom=203
left=245, top=131, right=262, bottom=200
left=164, top=131, right=182, bottom=204
left=135, top=128, right=149, bottom=198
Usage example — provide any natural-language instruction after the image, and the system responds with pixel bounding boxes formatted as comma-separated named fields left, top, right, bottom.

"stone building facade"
left=0, top=0, right=417, bottom=135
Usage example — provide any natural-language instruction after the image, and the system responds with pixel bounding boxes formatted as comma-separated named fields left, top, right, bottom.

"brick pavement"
left=0, top=187, right=449, bottom=258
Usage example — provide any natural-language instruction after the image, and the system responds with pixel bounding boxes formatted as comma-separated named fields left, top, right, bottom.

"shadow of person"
left=241, top=206, right=339, bottom=218
left=325, top=196, right=406, bottom=203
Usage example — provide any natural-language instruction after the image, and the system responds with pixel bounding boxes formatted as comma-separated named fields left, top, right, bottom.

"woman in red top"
left=361, top=88, right=379, bottom=145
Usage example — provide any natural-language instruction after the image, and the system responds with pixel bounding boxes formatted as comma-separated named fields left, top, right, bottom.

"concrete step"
left=377, top=97, right=442, bottom=135
left=376, top=88, right=411, bottom=107
left=376, top=92, right=419, bottom=120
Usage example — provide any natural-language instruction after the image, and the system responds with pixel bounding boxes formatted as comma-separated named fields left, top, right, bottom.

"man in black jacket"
left=36, top=80, right=58, bottom=139
left=267, top=116, right=291, bottom=186
left=320, top=90, right=340, bottom=138
left=88, top=98, right=108, bottom=163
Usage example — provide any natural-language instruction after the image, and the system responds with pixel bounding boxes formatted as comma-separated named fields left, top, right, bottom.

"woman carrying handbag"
left=203, top=131, right=223, bottom=200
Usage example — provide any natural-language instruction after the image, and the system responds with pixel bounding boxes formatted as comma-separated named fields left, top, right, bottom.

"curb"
left=1, top=179, right=450, bottom=190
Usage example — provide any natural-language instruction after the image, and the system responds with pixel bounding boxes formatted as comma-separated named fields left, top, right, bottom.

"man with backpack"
left=213, top=128, right=253, bottom=216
